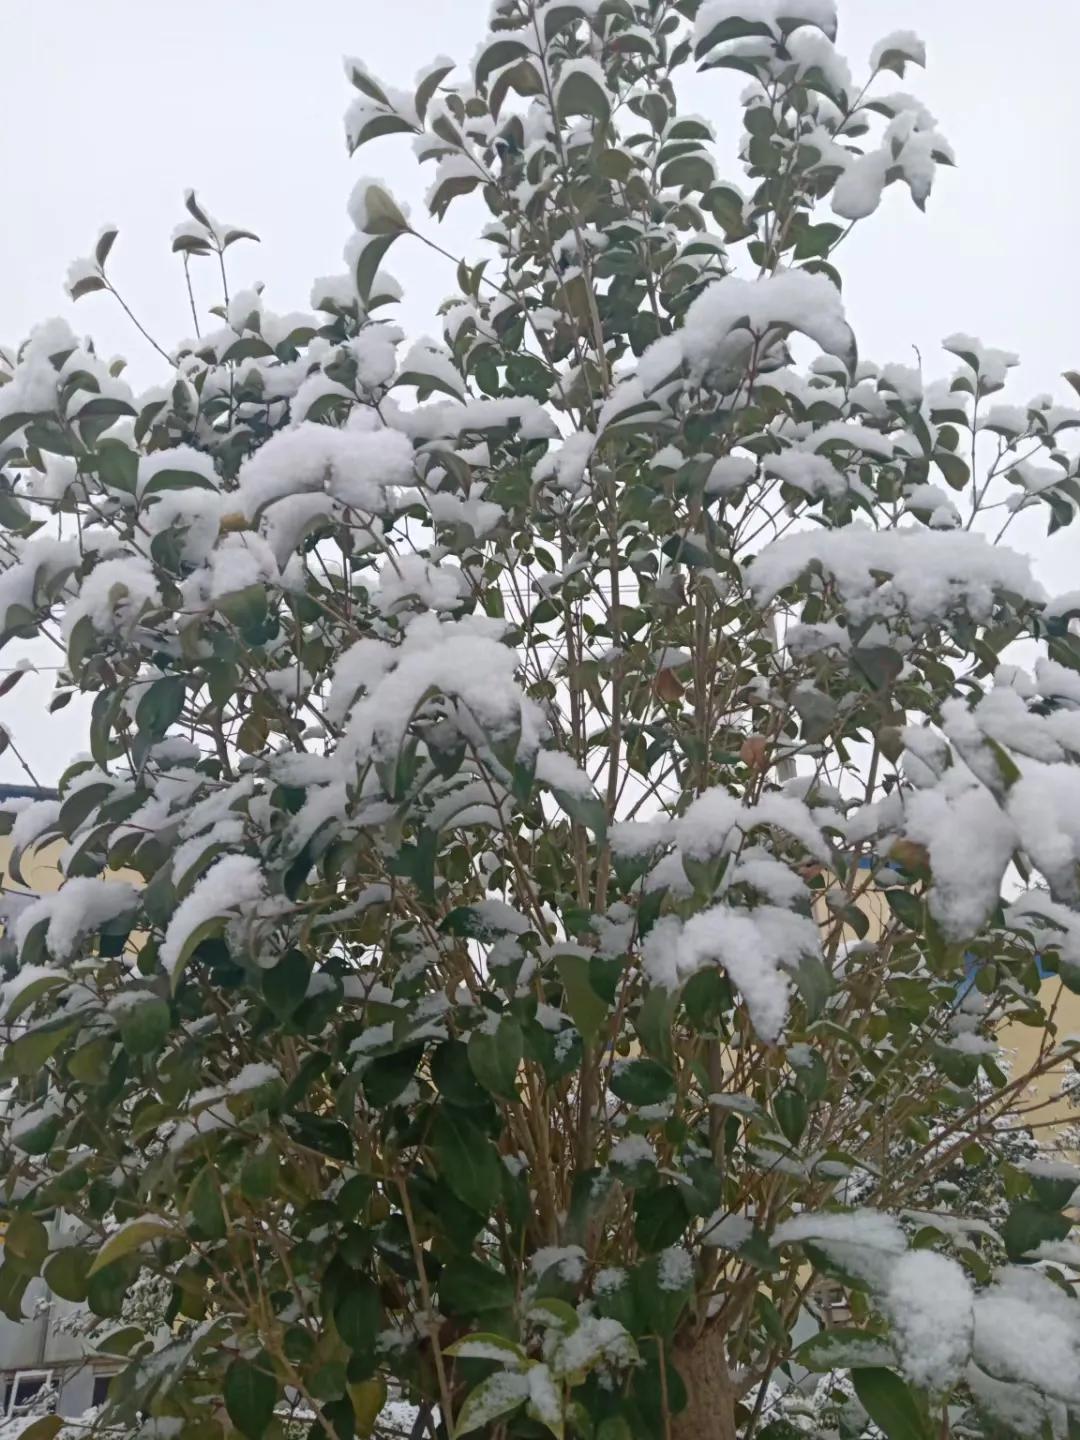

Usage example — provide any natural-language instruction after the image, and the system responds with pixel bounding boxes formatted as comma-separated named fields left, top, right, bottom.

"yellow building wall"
left=1004, top=981, right=1080, bottom=1141
left=822, top=869, right=1080, bottom=1147
left=0, top=835, right=65, bottom=901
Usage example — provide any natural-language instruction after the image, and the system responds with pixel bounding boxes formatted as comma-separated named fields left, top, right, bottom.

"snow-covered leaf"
left=89, top=1217, right=174, bottom=1274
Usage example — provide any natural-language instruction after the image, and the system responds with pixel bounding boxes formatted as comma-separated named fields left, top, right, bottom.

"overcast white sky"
left=1, top=0, right=1078, bottom=785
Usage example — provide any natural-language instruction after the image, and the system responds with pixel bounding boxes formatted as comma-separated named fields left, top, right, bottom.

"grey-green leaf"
left=224, top=1355, right=277, bottom=1440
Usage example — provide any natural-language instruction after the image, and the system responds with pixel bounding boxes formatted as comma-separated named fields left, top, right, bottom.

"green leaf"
left=659, top=153, right=715, bottom=192
left=885, top=888, right=924, bottom=932
left=526, top=1363, right=564, bottom=1440
left=0, top=411, right=34, bottom=446
left=439, top=1256, right=515, bottom=1317
left=609, top=1058, right=675, bottom=1107
left=15, top=1418, right=64, bottom=1440
left=184, top=189, right=212, bottom=226
left=349, top=1375, right=387, bottom=1437
left=793, top=687, right=836, bottom=742
left=543, top=3, right=591, bottom=41
left=0, top=1261, right=29, bottom=1323
left=7, top=1106, right=61, bottom=1155
left=4, top=971, right=67, bottom=1023
left=796, top=1327, right=896, bottom=1372
left=444, top=1331, right=527, bottom=1361
left=220, top=334, right=275, bottom=365
left=345, top=61, right=391, bottom=104
left=355, top=233, right=400, bottom=300
left=432, top=1040, right=490, bottom=1109
left=1028, top=1172, right=1077, bottom=1212
left=415, top=62, right=454, bottom=121
left=468, top=1016, right=523, bottom=1100
left=57, top=778, right=113, bottom=838
left=985, top=736, right=1021, bottom=790
left=430, top=1109, right=503, bottom=1214
left=455, top=1371, right=527, bottom=1436
left=75, top=395, right=136, bottom=422
left=441, top=905, right=530, bottom=941
left=68, top=275, right=107, bottom=300
left=263, top=948, right=311, bottom=1019
left=95, top=1323, right=146, bottom=1356
left=85, top=1262, right=127, bottom=1319
left=288, top=1113, right=353, bottom=1161
left=790, top=1046, right=828, bottom=1103
left=526, top=1299, right=579, bottom=1334
left=225, top=1354, right=278, bottom=1440
left=118, top=998, right=171, bottom=1056
left=557, top=66, right=611, bottom=123
left=25, top=420, right=82, bottom=457
left=873, top=37, right=925, bottom=76
left=682, top=969, right=733, bottom=1028
left=756, top=1292, right=788, bottom=1348
left=279, top=1051, right=330, bottom=1113
left=185, top=1164, right=226, bottom=1241
left=935, top=451, right=970, bottom=491
left=428, top=171, right=483, bottom=221
left=241, top=1145, right=280, bottom=1202
left=635, top=986, right=676, bottom=1066
left=357, top=184, right=410, bottom=237
left=634, top=1186, right=689, bottom=1252
left=850, top=1369, right=929, bottom=1440
left=167, top=916, right=228, bottom=992
left=475, top=38, right=530, bottom=88
left=6, top=1019, right=78, bottom=1079
left=348, top=112, right=416, bottom=153
left=596, top=1422, right=634, bottom=1440
left=334, top=1275, right=381, bottom=1355
left=773, top=1088, right=808, bottom=1145
left=395, top=367, right=465, bottom=402
left=662, top=534, right=711, bottom=569
left=362, top=1047, right=421, bottom=1108
left=89, top=1217, right=173, bottom=1274
left=67, top=613, right=97, bottom=673
left=135, top=675, right=186, bottom=740
left=551, top=787, right=608, bottom=839
left=794, top=221, right=844, bottom=259
left=1003, top=1200, right=1071, bottom=1262
left=5, top=1214, right=48, bottom=1273
left=140, top=466, right=217, bottom=498
left=695, top=15, right=772, bottom=59
left=852, top=646, right=903, bottom=691
left=336, top=1175, right=373, bottom=1223
left=634, top=1254, right=690, bottom=1338
left=0, top=486, right=33, bottom=533
left=215, top=581, right=268, bottom=633
left=555, top=950, right=608, bottom=1041
left=43, top=1246, right=92, bottom=1303
left=95, top=226, right=119, bottom=266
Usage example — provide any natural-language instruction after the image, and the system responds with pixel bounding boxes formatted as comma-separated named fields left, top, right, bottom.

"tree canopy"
left=2, top=2, right=1080, bottom=1438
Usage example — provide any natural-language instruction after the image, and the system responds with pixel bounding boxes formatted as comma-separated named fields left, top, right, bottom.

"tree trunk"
left=671, top=1325, right=738, bottom=1440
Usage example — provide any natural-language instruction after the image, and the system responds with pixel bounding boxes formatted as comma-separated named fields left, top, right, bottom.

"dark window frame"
left=92, top=1372, right=116, bottom=1408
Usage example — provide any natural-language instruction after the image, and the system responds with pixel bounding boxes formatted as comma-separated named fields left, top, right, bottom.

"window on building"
left=92, top=1373, right=115, bottom=1408
left=5, top=1370, right=54, bottom=1415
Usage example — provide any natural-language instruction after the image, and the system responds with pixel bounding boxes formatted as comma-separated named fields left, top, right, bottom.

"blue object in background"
left=959, top=950, right=1049, bottom=1001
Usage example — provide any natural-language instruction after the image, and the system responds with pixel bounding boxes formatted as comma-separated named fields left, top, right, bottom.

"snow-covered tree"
left=3, top=3, right=1080, bottom=1438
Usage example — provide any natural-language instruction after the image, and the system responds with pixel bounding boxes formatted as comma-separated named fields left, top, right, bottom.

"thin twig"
left=105, top=281, right=172, bottom=363
left=183, top=254, right=202, bottom=338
